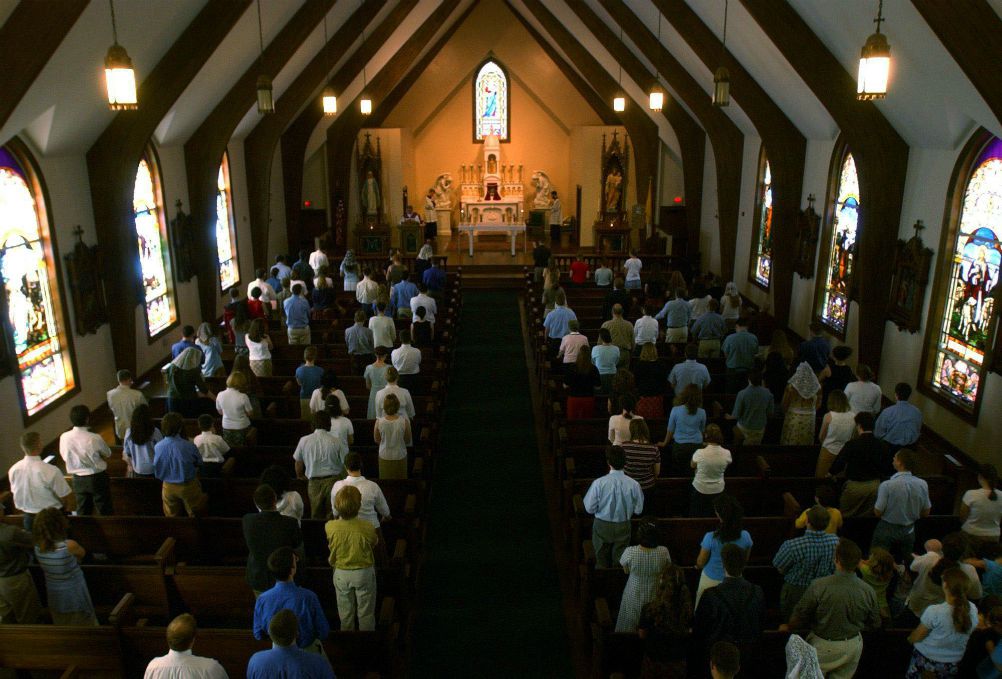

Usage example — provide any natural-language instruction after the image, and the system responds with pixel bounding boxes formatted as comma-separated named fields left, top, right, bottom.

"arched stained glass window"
left=0, top=141, right=76, bottom=418
left=134, top=148, right=176, bottom=338
left=216, top=154, right=239, bottom=293
left=474, top=60, right=508, bottom=141
left=817, top=150, right=860, bottom=336
left=924, top=134, right=1002, bottom=415
left=750, top=153, right=773, bottom=289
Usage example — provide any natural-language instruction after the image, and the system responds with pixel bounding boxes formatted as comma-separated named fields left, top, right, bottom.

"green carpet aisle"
left=410, top=291, right=574, bottom=678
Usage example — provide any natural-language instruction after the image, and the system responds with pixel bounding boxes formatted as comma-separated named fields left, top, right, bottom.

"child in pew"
left=193, top=414, right=229, bottom=478
left=859, top=547, right=899, bottom=622
left=794, top=483, right=843, bottom=534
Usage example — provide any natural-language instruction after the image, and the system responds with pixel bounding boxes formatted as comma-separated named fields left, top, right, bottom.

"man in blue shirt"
left=291, top=249, right=315, bottom=292
left=543, top=291, right=577, bottom=358
left=422, top=259, right=446, bottom=297
left=273, top=254, right=292, bottom=282
left=390, top=273, right=419, bottom=319
left=247, top=609, right=334, bottom=679
left=691, top=299, right=727, bottom=358
left=345, top=310, right=375, bottom=375
left=727, top=368, right=775, bottom=446
left=722, top=318, right=760, bottom=392
left=284, top=284, right=312, bottom=345
left=655, top=288, right=691, bottom=344
left=254, top=547, right=329, bottom=654
left=583, top=446, right=644, bottom=568
left=296, top=346, right=325, bottom=420
left=773, top=505, right=840, bottom=620
left=798, top=322, right=831, bottom=373
left=874, top=382, right=923, bottom=453
left=153, top=412, right=207, bottom=517
left=265, top=266, right=282, bottom=295
left=871, top=448, right=930, bottom=565
left=668, top=344, right=711, bottom=394
left=171, top=326, right=199, bottom=359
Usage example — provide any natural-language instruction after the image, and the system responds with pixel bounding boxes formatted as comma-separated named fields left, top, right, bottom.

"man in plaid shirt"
left=773, top=504, right=840, bottom=620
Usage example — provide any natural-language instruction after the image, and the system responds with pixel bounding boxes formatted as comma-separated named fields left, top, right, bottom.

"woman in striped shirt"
left=622, top=419, right=661, bottom=516
left=32, top=508, right=97, bottom=626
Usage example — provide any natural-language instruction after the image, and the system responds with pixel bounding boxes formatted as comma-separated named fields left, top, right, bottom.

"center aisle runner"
left=411, top=291, right=573, bottom=678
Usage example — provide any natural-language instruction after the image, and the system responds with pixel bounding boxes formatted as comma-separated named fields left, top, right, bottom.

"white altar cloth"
left=456, top=222, right=526, bottom=257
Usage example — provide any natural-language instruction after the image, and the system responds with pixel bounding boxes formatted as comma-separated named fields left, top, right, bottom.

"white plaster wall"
left=699, top=140, right=719, bottom=275
left=267, top=144, right=287, bottom=262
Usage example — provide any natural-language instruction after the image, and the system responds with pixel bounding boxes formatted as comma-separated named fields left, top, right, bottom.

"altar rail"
left=549, top=254, right=689, bottom=274
left=352, top=255, right=450, bottom=272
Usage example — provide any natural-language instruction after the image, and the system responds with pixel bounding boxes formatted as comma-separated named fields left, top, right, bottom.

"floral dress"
left=615, top=545, right=671, bottom=632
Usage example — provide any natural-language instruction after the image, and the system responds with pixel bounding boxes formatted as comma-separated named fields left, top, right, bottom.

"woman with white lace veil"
left=780, top=362, right=821, bottom=445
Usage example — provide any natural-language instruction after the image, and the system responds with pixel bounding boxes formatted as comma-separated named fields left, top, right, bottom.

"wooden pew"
left=0, top=625, right=126, bottom=675
left=26, top=563, right=171, bottom=626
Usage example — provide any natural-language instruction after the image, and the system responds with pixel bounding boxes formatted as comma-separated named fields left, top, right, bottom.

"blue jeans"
left=625, top=279, right=642, bottom=290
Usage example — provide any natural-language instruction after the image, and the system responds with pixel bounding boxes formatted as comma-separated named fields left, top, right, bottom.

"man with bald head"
left=143, top=613, right=228, bottom=678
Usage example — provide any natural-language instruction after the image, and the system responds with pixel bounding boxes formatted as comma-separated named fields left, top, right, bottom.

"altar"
left=458, top=133, right=525, bottom=239
left=457, top=222, right=527, bottom=256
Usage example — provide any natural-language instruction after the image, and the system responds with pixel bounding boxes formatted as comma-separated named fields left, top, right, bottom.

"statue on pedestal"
left=432, top=173, right=453, bottom=209
left=531, top=171, right=552, bottom=208
left=604, top=167, right=623, bottom=213
left=361, top=171, right=381, bottom=217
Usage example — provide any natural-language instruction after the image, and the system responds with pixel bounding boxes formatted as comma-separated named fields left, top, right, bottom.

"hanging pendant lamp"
left=255, top=0, right=274, bottom=114
left=857, top=0, right=891, bottom=100
left=104, top=0, right=137, bottom=110
left=713, top=0, right=730, bottom=107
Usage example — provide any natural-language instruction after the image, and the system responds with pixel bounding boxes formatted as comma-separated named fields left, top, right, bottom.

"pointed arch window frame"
left=812, top=139, right=860, bottom=341
left=216, top=152, right=240, bottom=295
left=472, top=57, right=511, bottom=144
left=134, top=143, right=178, bottom=343
left=0, top=137, right=79, bottom=424
left=919, top=128, right=1002, bottom=423
left=748, top=146, right=773, bottom=291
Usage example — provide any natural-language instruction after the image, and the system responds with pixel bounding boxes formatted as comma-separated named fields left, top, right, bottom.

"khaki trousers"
left=288, top=327, right=311, bottom=345
left=333, top=567, right=377, bottom=631
left=162, top=479, right=207, bottom=517
left=379, top=458, right=408, bottom=480
left=0, top=571, right=42, bottom=624
left=733, top=425, right=764, bottom=447
left=697, top=339, right=721, bottom=358
left=308, top=477, right=338, bottom=520
left=839, top=479, right=880, bottom=518
left=808, top=632, right=862, bottom=679
left=665, top=327, right=688, bottom=343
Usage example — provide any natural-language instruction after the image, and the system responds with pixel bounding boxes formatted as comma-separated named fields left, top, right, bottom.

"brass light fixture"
left=613, top=26, right=626, bottom=113
left=649, top=12, right=665, bottom=112
left=713, top=0, right=730, bottom=107
left=359, top=1, right=372, bottom=116
left=857, top=0, right=890, bottom=100
left=255, top=0, right=274, bottom=114
left=104, top=0, right=137, bottom=110
left=321, top=6, right=336, bottom=115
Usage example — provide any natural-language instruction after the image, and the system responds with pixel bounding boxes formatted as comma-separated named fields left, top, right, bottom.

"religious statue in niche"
left=531, top=171, right=552, bottom=208
left=433, top=173, right=453, bottom=208
left=63, top=226, right=108, bottom=336
left=599, top=130, right=630, bottom=220
left=793, top=194, right=821, bottom=279
left=170, top=200, right=196, bottom=283
left=355, top=133, right=386, bottom=228
left=887, top=221, right=933, bottom=333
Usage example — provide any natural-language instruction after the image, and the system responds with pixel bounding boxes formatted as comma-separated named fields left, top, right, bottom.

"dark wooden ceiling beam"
left=564, top=1, right=706, bottom=263
left=740, top=0, right=909, bottom=373
left=519, top=0, right=659, bottom=222
left=243, top=0, right=397, bottom=268
left=321, top=0, right=463, bottom=233
left=598, top=0, right=744, bottom=280
left=184, top=0, right=339, bottom=320
left=911, top=0, right=1002, bottom=130
left=654, top=0, right=806, bottom=323
left=0, top=0, right=89, bottom=133
left=86, top=0, right=251, bottom=375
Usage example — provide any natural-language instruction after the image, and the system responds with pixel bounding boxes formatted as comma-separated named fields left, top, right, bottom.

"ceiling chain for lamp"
left=359, top=0, right=372, bottom=115
left=613, top=26, right=626, bottom=113
left=713, top=0, right=730, bottom=107
left=857, top=0, right=890, bottom=100
left=255, top=0, right=274, bottom=114
left=322, top=4, right=336, bottom=115
left=648, top=12, right=665, bottom=112
left=104, top=0, right=137, bottom=110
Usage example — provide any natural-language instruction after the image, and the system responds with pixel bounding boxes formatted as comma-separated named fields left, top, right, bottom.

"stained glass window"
left=751, top=156, right=773, bottom=289
left=0, top=143, right=76, bottom=417
left=818, top=151, right=860, bottom=335
left=216, top=154, right=239, bottom=292
left=927, top=136, right=1002, bottom=412
left=134, top=150, right=176, bottom=337
left=474, top=60, right=508, bottom=141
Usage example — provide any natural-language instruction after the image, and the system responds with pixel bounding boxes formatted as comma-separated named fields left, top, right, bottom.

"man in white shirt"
left=331, top=452, right=391, bottom=530
left=143, top=613, right=228, bottom=679
left=355, top=269, right=379, bottom=309
left=368, top=303, right=396, bottom=349
left=633, top=305, right=660, bottom=349
left=58, top=405, right=113, bottom=516
left=409, top=284, right=438, bottom=325
left=308, top=241, right=329, bottom=272
left=549, top=190, right=562, bottom=243
left=8, top=432, right=73, bottom=530
left=106, top=369, right=147, bottom=442
left=375, top=368, right=416, bottom=420
left=390, top=330, right=422, bottom=391
left=247, top=268, right=277, bottom=306
left=623, top=252, right=643, bottom=290
left=293, top=412, right=347, bottom=521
